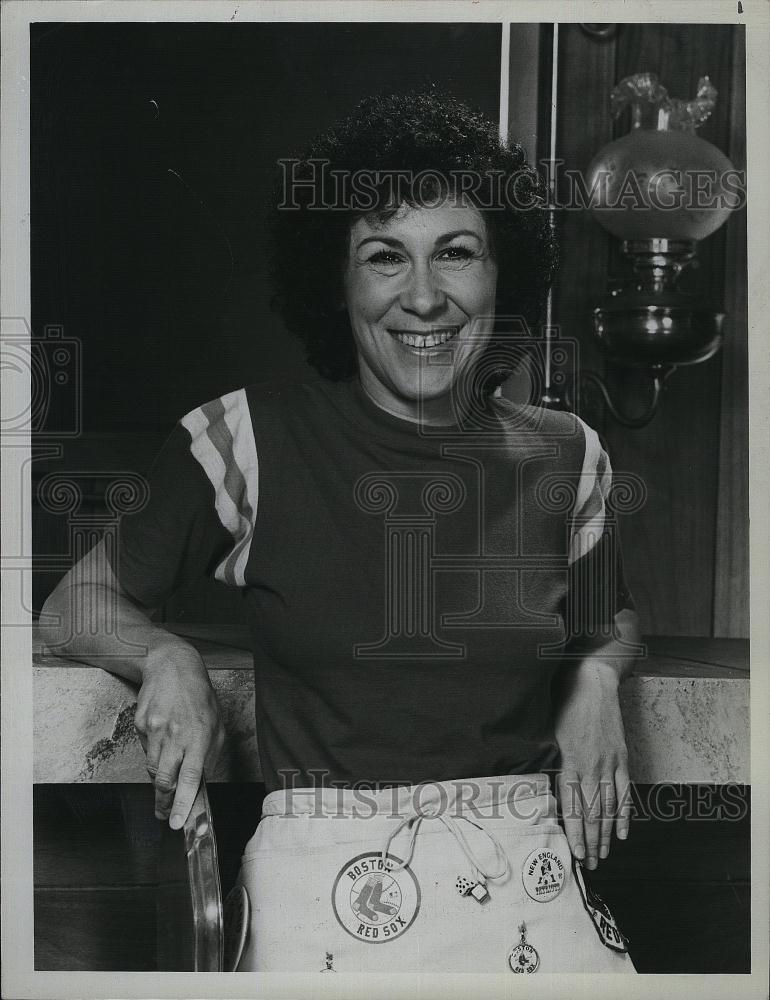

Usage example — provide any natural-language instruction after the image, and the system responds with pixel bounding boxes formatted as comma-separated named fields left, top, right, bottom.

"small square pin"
left=470, top=882, right=489, bottom=903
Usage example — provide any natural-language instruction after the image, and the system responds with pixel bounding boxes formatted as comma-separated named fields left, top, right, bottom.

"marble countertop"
left=32, top=625, right=750, bottom=785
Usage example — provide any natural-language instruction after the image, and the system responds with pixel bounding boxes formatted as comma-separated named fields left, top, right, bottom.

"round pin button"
left=521, top=846, right=567, bottom=902
left=508, top=941, right=539, bottom=973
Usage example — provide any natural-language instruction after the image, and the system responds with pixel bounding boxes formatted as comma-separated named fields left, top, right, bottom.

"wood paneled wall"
left=551, top=23, right=748, bottom=638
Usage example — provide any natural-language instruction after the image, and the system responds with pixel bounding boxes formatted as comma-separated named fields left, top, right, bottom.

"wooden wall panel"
left=506, top=23, right=541, bottom=163
left=605, top=24, right=734, bottom=637
left=714, top=28, right=749, bottom=637
left=553, top=24, right=746, bottom=637
left=552, top=24, right=617, bottom=398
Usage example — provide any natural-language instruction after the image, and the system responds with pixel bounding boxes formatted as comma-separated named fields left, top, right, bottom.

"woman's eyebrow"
left=355, top=229, right=485, bottom=251
left=355, top=235, right=404, bottom=250
left=435, top=229, right=485, bottom=245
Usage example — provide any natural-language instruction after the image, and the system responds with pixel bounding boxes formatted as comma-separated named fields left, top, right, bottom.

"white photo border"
left=2, top=2, right=768, bottom=998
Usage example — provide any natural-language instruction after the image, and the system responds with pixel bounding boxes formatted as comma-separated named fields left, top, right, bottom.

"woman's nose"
left=399, top=263, right=447, bottom=317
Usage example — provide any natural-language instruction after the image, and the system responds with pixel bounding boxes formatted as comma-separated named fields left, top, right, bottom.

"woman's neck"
left=357, top=372, right=461, bottom=428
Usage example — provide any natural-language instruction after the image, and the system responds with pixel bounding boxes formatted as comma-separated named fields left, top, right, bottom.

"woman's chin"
left=388, top=372, right=456, bottom=405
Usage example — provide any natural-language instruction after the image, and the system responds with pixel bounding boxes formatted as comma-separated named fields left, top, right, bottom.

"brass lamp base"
left=593, top=238, right=725, bottom=367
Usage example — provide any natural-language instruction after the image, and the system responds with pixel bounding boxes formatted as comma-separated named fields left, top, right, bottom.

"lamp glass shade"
left=588, top=74, right=734, bottom=368
left=587, top=73, right=735, bottom=243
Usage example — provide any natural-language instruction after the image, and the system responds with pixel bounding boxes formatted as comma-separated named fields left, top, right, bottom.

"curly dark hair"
left=269, top=90, right=558, bottom=392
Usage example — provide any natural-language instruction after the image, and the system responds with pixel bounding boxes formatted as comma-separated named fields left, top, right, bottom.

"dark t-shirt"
left=108, top=377, right=634, bottom=792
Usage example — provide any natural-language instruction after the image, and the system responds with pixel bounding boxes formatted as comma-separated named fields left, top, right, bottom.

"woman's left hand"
left=553, top=660, right=632, bottom=870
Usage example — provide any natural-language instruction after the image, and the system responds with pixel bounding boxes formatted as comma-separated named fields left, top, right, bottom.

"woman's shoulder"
left=178, top=378, right=343, bottom=447
left=488, top=396, right=604, bottom=473
left=489, top=395, right=585, bottom=438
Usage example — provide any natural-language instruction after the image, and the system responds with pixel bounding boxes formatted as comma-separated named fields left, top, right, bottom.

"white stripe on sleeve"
left=569, top=416, right=612, bottom=566
left=180, top=388, right=259, bottom=587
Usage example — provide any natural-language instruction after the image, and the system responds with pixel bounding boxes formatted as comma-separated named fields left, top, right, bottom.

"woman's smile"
left=387, top=325, right=461, bottom=350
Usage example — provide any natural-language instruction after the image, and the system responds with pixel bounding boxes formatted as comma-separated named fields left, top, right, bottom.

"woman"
left=41, top=92, right=640, bottom=974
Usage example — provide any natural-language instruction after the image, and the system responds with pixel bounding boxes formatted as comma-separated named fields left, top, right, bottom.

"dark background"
left=31, top=22, right=501, bottom=431
left=31, top=21, right=749, bottom=974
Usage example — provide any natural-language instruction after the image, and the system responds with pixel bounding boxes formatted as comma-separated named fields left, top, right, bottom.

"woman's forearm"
left=555, top=607, right=641, bottom=697
left=39, top=581, right=204, bottom=683
left=551, top=607, right=640, bottom=866
left=40, top=551, right=225, bottom=828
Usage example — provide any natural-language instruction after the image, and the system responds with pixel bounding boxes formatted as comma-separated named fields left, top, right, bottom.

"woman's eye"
left=368, top=250, right=403, bottom=264
left=435, top=246, right=476, bottom=267
left=365, top=250, right=405, bottom=273
left=362, top=245, right=480, bottom=273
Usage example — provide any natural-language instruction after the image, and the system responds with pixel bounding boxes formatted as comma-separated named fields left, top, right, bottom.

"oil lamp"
left=581, top=73, right=738, bottom=425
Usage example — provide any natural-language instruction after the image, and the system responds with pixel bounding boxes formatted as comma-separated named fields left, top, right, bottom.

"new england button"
left=521, top=846, right=567, bottom=902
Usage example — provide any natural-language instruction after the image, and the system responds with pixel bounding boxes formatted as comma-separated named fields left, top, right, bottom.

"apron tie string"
left=381, top=801, right=509, bottom=884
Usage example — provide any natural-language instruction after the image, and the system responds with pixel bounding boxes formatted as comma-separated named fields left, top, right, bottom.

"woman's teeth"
left=390, top=328, right=459, bottom=348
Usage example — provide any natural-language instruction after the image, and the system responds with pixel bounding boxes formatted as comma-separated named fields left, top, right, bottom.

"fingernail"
left=574, top=845, right=585, bottom=860
left=169, top=814, right=184, bottom=830
left=587, top=857, right=597, bottom=870
left=618, top=829, right=628, bottom=840
left=599, top=846, right=609, bottom=859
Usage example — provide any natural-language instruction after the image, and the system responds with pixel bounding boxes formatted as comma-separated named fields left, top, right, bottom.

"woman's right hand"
left=134, top=647, right=226, bottom=829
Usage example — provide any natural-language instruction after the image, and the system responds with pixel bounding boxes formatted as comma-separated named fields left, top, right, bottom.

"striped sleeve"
left=107, top=388, right=259, bottom=609
left=563, top=418, right=635, bottom=644
left=180, top=388, right=259, bottom=588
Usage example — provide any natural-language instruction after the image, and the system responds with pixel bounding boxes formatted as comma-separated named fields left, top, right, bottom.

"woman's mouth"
left=388, top=327, right=460, bottom=349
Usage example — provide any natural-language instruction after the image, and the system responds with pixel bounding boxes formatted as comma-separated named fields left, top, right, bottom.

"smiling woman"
left=270, top=91, right=557, bottom=388
left=41, top=89, right=640, bottom=975
left=344, top=201, right=498, bottom=423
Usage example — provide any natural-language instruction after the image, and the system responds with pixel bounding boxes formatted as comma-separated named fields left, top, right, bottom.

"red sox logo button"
left=508, top=940, right=539, bottom=974
left=521, top=846, right=567, bottom=902
left=332, top=852, right=421, bottom=944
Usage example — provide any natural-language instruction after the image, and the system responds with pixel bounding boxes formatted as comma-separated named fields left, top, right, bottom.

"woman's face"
left=342, top=200, right=498, bottom=422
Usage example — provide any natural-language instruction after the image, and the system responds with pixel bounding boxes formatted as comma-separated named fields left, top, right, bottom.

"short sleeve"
left=563, top=420, right=636, bottom=645
left=106, top=387, right=259, bottom=610
left=106, top=421, right=235, bottom=610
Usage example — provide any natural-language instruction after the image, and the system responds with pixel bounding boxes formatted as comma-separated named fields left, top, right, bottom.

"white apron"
left=232, top=773, right=636, bottom=974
